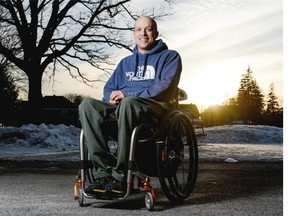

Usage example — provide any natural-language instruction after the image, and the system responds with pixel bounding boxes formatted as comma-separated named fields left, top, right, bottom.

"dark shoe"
left=105, top=178, right=126, bottom=196
left=85, top=177, right=110, bottom=194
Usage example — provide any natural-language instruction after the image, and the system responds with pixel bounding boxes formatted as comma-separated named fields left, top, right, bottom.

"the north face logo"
left=126, top=65, right=155, bottom=81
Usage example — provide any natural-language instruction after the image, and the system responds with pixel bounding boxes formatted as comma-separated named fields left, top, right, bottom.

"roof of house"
left=41, top=95, right=78, bottom=110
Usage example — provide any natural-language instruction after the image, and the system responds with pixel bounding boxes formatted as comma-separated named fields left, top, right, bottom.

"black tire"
left=145, top=192, right=155, bottom=211
left=78, top=188, right=84, bottom=207
left=80, top=131, right=94, bottom=184
left=157, top=109, right=198, bottom=204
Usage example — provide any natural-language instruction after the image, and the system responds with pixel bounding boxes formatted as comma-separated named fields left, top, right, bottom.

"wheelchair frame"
left=73, top=108, right=198, bottom=211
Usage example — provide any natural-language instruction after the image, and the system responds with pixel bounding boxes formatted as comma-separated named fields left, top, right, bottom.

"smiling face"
left=133, top=16, right=159, bottom=54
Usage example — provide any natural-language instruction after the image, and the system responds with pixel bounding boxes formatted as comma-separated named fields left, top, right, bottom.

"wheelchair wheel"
left=157, top=109, right=198, bottom=204
left=145, top=192, right=155, bottom=211
left=78, top=187, right=84, bottom=207
left=80, top=130, right=94, bottom=184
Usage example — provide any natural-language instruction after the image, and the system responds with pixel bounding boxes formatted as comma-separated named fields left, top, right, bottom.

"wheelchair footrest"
left=84, top=186, right=141, bottom=200
left=85, top=190, right=123, bottom=200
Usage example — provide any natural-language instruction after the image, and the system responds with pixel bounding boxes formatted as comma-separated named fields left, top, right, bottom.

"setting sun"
left=179, top=60, right=242, bottom=110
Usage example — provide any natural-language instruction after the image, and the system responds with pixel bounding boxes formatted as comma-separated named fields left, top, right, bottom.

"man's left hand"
left=109, top=90, right=125, bottom=104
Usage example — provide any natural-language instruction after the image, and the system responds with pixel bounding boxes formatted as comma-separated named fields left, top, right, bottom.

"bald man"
left=79, top=16, right=182, bottom=196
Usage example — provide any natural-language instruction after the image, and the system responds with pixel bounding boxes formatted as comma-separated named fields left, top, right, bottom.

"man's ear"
left=155, top=31, right=159, bottom=38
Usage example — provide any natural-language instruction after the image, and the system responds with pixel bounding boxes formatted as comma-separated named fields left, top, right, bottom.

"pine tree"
left=262, top=83, right=283, bottom=127
left=0, top=62, right=19, bottom=124
left=236, top=67, right=264, bottom=123
left=266, top=83, right=280, bottom=114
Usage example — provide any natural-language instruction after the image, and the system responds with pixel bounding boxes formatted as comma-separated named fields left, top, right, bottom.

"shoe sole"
left=93, top=189, right=106, bottom=193
left=111, top=190, right=124, bottom=194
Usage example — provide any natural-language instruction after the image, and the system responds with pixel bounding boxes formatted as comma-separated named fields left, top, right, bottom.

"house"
left=20, top=95, right=79, bottom=126
left=41, top=95, right=79, bottom=126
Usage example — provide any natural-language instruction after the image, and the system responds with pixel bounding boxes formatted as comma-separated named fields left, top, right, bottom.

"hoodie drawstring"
left=134, top=54, right=149, bottom=78
left=134, top=54, right=139, bottom=77
left=142, top=55, right=148, bottom=78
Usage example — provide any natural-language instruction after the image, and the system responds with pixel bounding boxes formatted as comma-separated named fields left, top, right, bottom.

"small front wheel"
left=145, top=192, right=154, bottom=211
left=78, top=188, right=84, bottom=207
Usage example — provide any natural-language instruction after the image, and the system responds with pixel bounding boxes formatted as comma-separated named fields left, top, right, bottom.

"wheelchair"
left=73, top=96, right=198, bottom=211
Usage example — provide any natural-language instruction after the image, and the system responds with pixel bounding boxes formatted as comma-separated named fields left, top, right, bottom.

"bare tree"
left=0, top=0, right=173, bottom=123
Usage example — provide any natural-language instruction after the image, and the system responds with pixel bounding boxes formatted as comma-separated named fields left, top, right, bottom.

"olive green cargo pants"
left=78, top=96, right=167, bottom=181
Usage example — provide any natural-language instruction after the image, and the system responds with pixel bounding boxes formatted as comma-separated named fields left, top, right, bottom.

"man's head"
left=133, top=16, right=159, bottom=54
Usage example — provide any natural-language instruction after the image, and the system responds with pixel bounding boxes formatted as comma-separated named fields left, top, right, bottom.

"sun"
left=179, top=63, right=240, bottom=110
left=179, top=83, right=230, bottom=110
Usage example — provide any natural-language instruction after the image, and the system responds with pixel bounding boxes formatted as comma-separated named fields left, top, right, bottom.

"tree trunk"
left=27, top=69, right=43, bottom=124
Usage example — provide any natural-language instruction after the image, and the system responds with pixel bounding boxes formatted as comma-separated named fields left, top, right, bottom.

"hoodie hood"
left=132, top=39, right=168, bottom=78
left=133, top=39, right=168, bottom=55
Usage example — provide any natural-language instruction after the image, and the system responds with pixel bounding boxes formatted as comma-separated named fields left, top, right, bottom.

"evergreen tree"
left=263, top=83, right=282, bottom=127
left=65, top=93, right=86, bottom=106
left=0, top=61, right=19, bottom=124
left=236, top=67, right=264, bottom=123
left=266, top=83, right=280, bottom=114
left=224, top=97, right=237, bottom=106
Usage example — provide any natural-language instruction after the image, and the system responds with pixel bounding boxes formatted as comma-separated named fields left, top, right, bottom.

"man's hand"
left=109, top=90, right=125, bottom=104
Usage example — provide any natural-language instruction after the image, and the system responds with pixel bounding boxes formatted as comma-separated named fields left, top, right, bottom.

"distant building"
left=20, top=95, right=78, bottom=126
left=41, top=95, right=78, bottom=126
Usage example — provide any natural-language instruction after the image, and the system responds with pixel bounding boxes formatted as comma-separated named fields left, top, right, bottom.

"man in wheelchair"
left=79, top=16, right=182, bottom=197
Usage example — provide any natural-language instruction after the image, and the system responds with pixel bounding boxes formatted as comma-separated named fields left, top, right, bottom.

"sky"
left=0, top=124, right=283, bottom=163
left=42, top=0, right=283, bottom=111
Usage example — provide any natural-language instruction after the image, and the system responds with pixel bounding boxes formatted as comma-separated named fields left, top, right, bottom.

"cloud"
left=174, top=4, right=283, bottom=106
left=178, top=9, right=282, bottom=62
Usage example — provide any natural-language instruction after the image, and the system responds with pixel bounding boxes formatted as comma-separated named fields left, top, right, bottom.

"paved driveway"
left=0, top=161, right=283, bottom=216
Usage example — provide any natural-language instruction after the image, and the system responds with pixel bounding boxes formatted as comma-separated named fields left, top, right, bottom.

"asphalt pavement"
left=0, top=160, right=283, bottom=216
